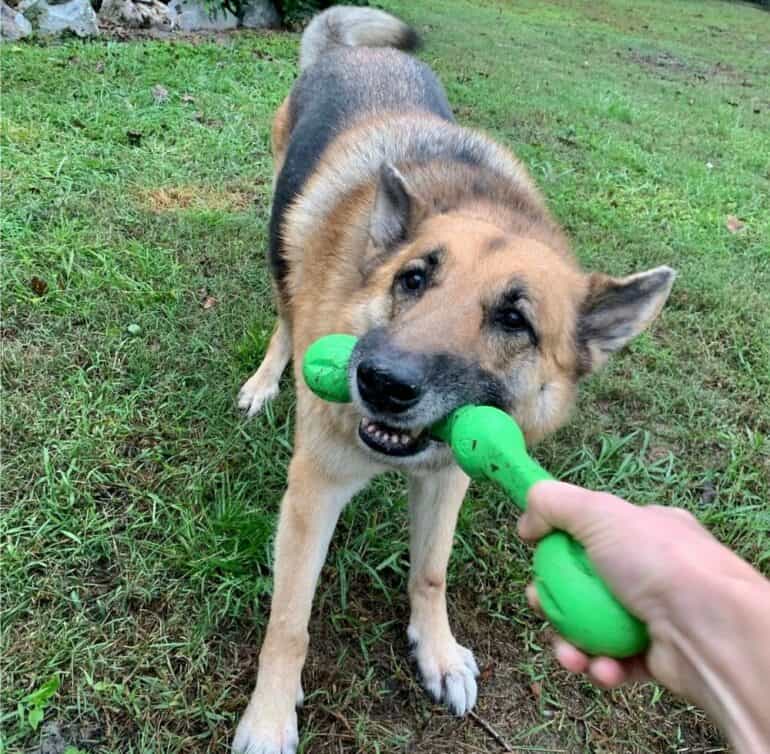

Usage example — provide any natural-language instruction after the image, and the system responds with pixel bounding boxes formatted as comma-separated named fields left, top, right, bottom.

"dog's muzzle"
left=349, top=328, right=510, bottom=459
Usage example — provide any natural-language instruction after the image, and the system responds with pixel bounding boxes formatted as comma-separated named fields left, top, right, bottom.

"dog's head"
left=345, top=164, right=675, bottom=468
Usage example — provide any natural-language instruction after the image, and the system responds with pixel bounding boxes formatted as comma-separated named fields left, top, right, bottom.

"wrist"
left=666, top=563, right=770, bottom=752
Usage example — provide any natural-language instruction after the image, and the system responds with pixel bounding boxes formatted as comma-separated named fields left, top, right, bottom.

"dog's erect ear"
left=578, top=265, right=675, bottom=373
left=368, top=162, right=420, bottom=251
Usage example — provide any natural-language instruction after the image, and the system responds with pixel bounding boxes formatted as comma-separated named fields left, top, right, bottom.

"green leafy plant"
left=280, top=0, right=370, bottom=28
left=201, top=0, right=368, bottom=29
left=18, top=676, right=60, bottom=732
left=201, top=0, right=246, bottom=23
left=273, top=0, right=334, bottom=28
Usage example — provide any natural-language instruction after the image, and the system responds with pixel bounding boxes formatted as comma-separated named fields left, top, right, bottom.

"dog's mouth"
left=358, top=417, right=432, bottom=457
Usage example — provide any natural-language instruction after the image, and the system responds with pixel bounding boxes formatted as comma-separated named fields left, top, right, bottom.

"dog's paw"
left=408, top=624, right=480, bottom=716
left=232, top=704, right=298, bottom=754
left=237, top=373, right=280, bottom=418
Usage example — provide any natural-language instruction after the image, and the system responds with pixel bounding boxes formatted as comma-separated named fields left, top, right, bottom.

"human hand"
left=518, top=481, right=762, bottom=701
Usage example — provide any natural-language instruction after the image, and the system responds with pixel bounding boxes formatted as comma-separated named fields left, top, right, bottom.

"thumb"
left=518, top=480, right=624, bottom=542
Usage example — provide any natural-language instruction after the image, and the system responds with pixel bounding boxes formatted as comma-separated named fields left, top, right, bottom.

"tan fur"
left=282, top=111, right=547, bottom=298
left=270, top=96, right=291, bottom=179
left=233, top=452, right=366, bottom=752
left=406, top=466, right=478, bottom=703
left=282, top=161, right=584, bottom=443
left=234, top=33, right=674, bottom=754
left=371, top=213, right=585, bottom=441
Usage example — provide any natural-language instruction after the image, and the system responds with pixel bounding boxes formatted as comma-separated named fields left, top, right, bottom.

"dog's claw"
left=232, top=698, right=299, bottom=754
left=232, top=721, right=298, bottom=754
left=408, top=625, right=480, bottom=716
left=444, top=667, right=478, bottom=715
left=237, top=378, right=280, bottom=418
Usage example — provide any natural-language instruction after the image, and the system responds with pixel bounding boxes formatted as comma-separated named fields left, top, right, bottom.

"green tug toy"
left=303, top=333, right=650, bottom=658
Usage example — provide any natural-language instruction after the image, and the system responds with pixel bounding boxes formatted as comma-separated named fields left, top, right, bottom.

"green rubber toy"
left=302, top=335, right=650, bottom=658
left=303, top=334, right=357, bottom=403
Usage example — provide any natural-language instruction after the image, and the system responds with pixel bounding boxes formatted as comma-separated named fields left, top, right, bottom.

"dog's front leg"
left=407, top=466, right=479, bottom=716
left=233, top=452, right=363, bottom=754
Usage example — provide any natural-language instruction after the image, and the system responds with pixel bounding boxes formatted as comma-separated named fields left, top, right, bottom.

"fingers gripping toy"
left=303, top=334, right=650, bottom=658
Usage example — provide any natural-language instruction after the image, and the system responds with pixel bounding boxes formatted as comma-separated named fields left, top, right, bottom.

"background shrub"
left=274, top=0, right=369, bottom=29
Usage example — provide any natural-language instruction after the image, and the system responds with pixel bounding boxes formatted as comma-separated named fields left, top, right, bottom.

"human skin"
left=520, top=481, right=770, bottom=754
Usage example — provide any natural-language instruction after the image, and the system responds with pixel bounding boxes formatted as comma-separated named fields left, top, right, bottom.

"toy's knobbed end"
left=534, top=532, right=650, bottom=657
left=302, top=334, right=357, bottom=403
left=433, top=405, right=548, bottom=510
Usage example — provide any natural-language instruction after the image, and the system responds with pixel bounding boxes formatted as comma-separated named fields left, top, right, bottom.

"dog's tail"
left=299, top=6, right=419, bottom=71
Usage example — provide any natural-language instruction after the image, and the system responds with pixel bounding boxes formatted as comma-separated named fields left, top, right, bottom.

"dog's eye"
left=398, top=268, right=427, bottom=295
left=497, top=308, right=529, bottom=333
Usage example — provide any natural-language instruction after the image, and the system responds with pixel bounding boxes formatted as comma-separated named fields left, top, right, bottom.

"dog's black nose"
left=357, top=359, right=422, bottom=414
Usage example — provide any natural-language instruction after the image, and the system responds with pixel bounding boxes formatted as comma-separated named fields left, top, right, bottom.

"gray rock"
left=241, top=0, right=278, bottom=29
left=166, top=0, right=278, bottom=31
left=99, top=0, right=170, bottom=29
left=18, top=0, right=99, bottom=35
left=1, top=0, right=33, bottom=40
left=166, top=0, right=236, bottom=31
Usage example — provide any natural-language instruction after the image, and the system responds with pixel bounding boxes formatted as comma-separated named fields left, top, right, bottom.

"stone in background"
left=18, top=0, right=99, bottom=36
left=166, top=0, right=236, bottom=31
left=166, top=0, right=277, bottom=31
left=99, top=0, right=170, bottom=30
left=1, top=0, right=33, bottom=40
left=3, top=0, right=277, bottom=38
left=241, top=0, right=277, bottom=29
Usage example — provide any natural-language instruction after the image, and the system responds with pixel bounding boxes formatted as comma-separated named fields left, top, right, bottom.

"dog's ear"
left=368, top=162, right=422, bottom=251
left=578, top=265, right=675, bottom=373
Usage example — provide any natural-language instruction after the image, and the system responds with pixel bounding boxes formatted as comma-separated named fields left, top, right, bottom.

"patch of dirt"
left=627, top=47, right=753, bottom=86
left=138, top=185, right=254, bottom=213
left=230, top=583, right=726, bottom=753
left=30, top=720, right=103, bottom=754
left=14, top=566, right=729, bottom=753
left=629, top=48, right=692, bottom=74
left=97, top=19, right=282, bottom=43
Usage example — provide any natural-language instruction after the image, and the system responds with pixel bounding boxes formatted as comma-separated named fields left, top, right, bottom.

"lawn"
left=2, top=0, right=769, bottom=752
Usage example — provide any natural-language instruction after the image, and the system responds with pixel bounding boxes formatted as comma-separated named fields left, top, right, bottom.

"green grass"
left=2, top=0, right=769, bottom=751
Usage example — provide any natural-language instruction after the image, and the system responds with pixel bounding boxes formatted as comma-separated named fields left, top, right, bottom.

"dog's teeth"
left=360, top=418, right=422, bottom=450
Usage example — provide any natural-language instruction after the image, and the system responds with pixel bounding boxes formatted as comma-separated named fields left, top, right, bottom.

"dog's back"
left=269, top=7, right=452, bottom=295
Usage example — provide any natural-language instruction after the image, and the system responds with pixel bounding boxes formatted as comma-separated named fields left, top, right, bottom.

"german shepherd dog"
left=233, top=7, right=674, bottom=752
